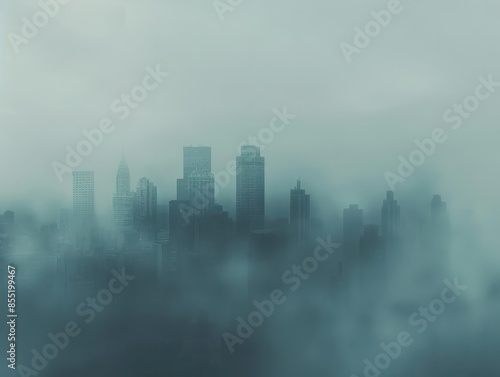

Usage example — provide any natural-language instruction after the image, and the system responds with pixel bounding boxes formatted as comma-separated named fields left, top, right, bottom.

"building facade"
left=236, top=145, right=265, bottom=235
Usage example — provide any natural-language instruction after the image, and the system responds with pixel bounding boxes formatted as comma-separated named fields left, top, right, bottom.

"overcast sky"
left=1, top=0, right=499, bottom=231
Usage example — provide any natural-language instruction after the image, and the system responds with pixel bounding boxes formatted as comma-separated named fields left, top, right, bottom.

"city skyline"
left=1, top=142, right=456, bottom=250
left=0, top=143, right=478, bottom=232
left=2, top=1, right=499, bottom=376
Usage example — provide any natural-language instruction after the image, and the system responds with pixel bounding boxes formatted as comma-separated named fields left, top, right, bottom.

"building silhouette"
left=381, top=190, right=400, bottom=253
left=429, top=194, right=450, bottom=263
left=112, top=156, right=136, bottom=249
left=136, top=177, right=158, bottom=242
left=188, top=170, right=215, bottom=216
left=236, top=145, right=265, bottom=235
left=431, top=194, right=448, bottom=230
left=289, top=179, right=310, bottom=245
left=177, top=146, right=212, bottom=201
left=171, top=146, right=214, bottom=251
left=72, top=171, right=95, bottom=252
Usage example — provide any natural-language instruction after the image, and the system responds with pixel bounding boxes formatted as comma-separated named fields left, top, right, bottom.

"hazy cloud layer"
left=1, top=0, right=499, bottom=228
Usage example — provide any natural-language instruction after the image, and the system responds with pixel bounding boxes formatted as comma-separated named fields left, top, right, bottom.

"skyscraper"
left=236, top=145, right=265, bottom=235
left=381, top=190, right=400, bottom=251
left=177, top=146, right=212, bottom=201
left=73, top=171, right=95, bottom=219
left=136, top=177, right=158, bottom=241
left=183, top=146, right=211, bottom=178
left=290, top=179, right=310, bottom=245
left=112, top=156, right=136, bottom=250
left=116, top=155, right=131, bottom=194
left=113, top=156, right=135, bottom=230
left=172, top=146, right=212, bottom=251
left=187, top=170, right=215, bottom=216
left=73, top=171, right=95, bottom=251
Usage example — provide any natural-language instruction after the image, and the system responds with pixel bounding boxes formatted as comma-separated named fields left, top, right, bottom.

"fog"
left=1, top=0, right=500, bottom=376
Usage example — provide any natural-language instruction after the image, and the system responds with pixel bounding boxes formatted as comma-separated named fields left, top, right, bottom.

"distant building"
left=73, top=171, right=95, bottom=252
left=428, top=194, right=450, bottom=261
left=177, top=146, right=212, bottom=201
left=170, top=146, right=234, bottom=255
left=136, top=177, right=158, bottom=242
left=289, top=179, right=310, bottom=245
left=431, top=195, right=448, bottom=230
left=73, top=171, right=95, bottom=220
left=112, top=156, right=136, bottom=249
left=381, top=191, right=400, bottom=252
left=188, top=170, right=215, bottom=216
left=236, top=146, right=265, bottom=235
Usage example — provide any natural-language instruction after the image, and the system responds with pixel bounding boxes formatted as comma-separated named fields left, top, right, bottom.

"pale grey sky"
left=1, top=0, right=499, bottom=234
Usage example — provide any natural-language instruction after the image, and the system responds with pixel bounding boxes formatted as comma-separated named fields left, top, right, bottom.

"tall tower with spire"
left=113, top=155, right=135, bottom=248
left=116, top=155, right=131, bottom=195
left=381, top=190, right=400, bottom=253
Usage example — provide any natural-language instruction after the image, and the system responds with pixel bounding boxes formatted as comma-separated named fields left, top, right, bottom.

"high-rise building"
left=112, top=156, right=136, bottom=250
left=116, top=155, right=131, bottom=194
left=183, top=146, right=211, bottom=178
left=187, top=170, right=215, bottom=215
left=72, top=171, right=95, bottom=251
left=136, top=177, right=158, bottom=241
left=73, top=171, right=95, bottom=219
left=381, top=191, right=400, bottom=251
left=171, top=146, right=235, bottom=256
left=177, top=146, right=212, bottom=201
left=236, top=145, right=265, bottom=235
left=290, top=179, right=310, bottom=245
left=113, top=156, right=135, bottom=230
